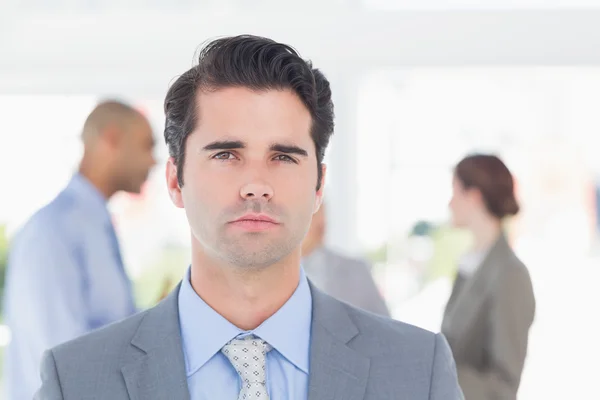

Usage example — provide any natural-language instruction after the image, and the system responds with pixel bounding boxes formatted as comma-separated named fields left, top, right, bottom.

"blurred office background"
left=2, top=1, right=600, bottom=398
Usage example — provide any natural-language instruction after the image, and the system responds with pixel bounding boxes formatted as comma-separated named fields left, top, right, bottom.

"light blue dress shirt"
left=2, top=173, right=137, bottom=400
left=178, top=267, right=312, bottom=400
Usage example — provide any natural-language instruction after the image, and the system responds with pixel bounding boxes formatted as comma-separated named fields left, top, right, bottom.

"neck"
left=189, top=238, right=302, bottom=331
left=79, top=156, right=116, bottom=200
left=468, top=214, right=502, bottom=252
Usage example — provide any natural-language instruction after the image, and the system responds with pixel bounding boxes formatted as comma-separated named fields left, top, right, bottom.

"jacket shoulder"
left=37, top=312, right=148, bottom=399
left=51, top=310, right=148, bottom=366
left=496, top=248, right=536, bottom=312
left=505, top=251, right=532, bottom=281
left=341, top=303, right=459, bottom=396
left=344, top=302, right=438, bottom=355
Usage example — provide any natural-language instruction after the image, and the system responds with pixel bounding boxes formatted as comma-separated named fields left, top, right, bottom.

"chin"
left=225, top=253, right=283, bottom=270
left=220, top=238, right=297, bottom=269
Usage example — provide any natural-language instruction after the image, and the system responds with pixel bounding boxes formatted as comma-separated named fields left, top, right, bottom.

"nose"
left=240, top=181, right=274, bottom=201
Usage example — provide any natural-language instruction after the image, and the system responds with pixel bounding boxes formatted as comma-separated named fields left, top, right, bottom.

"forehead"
left=191, top=87, right=313, bottom=150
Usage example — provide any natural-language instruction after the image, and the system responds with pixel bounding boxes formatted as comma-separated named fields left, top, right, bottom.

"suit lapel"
left=308, top=283, right=370, bottom=400
left=121, top=285, right=190, bottom=400
left=119, top=279, right=371, bottom=400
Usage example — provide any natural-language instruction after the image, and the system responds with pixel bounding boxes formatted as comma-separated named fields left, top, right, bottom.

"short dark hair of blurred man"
left=3, top=100, right=156, bottom=400
left=301, top=203, right=390, bottom=316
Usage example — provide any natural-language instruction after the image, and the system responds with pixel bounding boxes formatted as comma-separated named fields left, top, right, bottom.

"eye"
left=273, top=154, right=296, bottom=163
left=213, top=152, right=236, bottom=160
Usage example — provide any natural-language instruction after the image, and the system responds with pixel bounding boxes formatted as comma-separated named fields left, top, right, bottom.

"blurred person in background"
left=301, top=203, right=389, bottom=316
left=442, top=154, right=535, bottom=400
left=2, top=100, right=156, bottom=400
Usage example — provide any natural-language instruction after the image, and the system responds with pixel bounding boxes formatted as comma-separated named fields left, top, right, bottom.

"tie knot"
left=222, top=336, right=271, bottom=385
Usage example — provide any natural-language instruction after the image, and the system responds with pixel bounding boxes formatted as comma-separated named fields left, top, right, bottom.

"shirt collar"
left=65, top=173, right=112, bottom=223
left=458, top=247, right=491, bottom=277
left=178, top=267, right=312, bottom=376
left=253, top=268, right=312, bottom=373
left=67, top=172, right=108, bottom=206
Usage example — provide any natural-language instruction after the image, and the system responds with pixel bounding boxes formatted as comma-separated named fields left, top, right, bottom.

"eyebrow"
left=202, top=140, right=245, bottom=151
left=202, top=140, right=308, bottom=157
left=270, top=144, right=308, bottom=157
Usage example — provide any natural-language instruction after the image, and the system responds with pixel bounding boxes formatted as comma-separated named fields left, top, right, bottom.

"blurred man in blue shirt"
left=3, top=100, right=156, bottom=400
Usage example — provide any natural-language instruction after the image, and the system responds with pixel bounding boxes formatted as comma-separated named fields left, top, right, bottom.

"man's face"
left=118, top=116, right=156, bottom=193
left=167, top=87, right=325, bottom=269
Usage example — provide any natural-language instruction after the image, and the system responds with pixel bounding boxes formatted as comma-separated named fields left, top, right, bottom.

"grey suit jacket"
left=36, top=281, right=463, bottom=400
left=441, top=234, right=535, bottom=400
left=303, top=247, right=390, bottom=317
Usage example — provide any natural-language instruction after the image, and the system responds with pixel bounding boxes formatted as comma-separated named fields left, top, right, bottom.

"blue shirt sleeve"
left=4, top=221, right=89, bottom=399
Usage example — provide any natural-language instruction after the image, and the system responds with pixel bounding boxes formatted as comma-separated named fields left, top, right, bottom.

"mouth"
left=229, top=214, right=280, bottom=232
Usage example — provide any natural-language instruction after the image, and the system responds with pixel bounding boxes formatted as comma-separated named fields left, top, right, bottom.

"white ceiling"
left=2, top=9, right=600, bottom=94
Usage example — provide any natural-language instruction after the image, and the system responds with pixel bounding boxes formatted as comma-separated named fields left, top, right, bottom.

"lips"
left=229, top=214, right=279, bottom=232
left=232, top=214, right=278, bottom=224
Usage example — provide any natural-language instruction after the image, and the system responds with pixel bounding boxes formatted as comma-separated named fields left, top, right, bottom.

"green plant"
left=426, top=224, right=471, bottom=281
left=365, top=243, right=388, bottom=265
left=133, top=243, right=189, bottom=309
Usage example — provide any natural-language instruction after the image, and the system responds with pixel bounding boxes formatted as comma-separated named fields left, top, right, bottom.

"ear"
left=101, top=124, right=123, bottom=149
left=469, top=187, right=483, bottom=202
left=314, top=164, right=327, bottom=213
left=166, top=157, right=184, bottom=209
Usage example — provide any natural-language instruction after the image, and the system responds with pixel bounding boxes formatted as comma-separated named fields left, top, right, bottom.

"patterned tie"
left=222, top=335, right=271, bottom=400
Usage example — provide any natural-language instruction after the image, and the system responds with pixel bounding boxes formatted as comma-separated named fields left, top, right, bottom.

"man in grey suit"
left=302, top=204, right=390, bottom=316
left=36, top=35, right=463, bottom=399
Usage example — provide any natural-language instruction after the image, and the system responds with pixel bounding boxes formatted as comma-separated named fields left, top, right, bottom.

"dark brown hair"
left=163, top=35, right=334, bottom=191
left=455, top=154, right=520, bottom=219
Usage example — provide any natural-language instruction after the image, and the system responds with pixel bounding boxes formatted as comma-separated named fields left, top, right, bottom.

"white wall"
left=3, top=8, right=600, bottom=252
left=3, top=9, right=600, bottom=94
